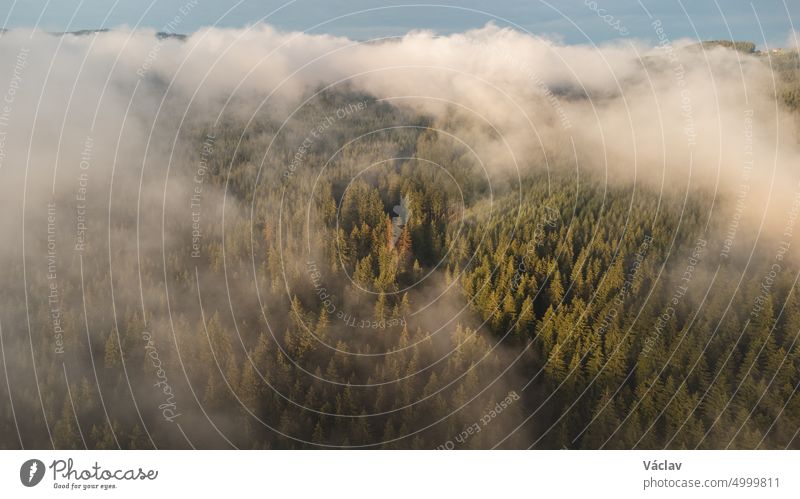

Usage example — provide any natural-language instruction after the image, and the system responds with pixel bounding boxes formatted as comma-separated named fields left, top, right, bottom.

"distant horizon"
left=1, top=0, right=797, bottom=49
left=1, top=23, right=798, bottom=52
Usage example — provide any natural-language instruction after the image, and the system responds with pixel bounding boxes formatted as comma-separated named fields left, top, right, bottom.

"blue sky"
left=1, top=0, right=797, bottom=48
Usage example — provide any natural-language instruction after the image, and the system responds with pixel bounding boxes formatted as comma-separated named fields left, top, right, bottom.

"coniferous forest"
left=1, top=27, right=799, bottom=449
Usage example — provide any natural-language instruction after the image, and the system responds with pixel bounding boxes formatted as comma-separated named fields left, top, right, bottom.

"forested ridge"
left=2, top=42, right=800, bottom=450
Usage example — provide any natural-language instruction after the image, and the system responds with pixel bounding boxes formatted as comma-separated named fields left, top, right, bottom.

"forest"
left=1, top=31, right=800, bottom=449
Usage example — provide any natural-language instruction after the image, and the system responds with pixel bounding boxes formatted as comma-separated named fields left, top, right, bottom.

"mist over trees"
left=0, top=27, right=799, bottom=449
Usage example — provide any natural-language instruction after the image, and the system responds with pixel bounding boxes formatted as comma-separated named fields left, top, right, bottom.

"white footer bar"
left=1, top=450, right=796, bottom=498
